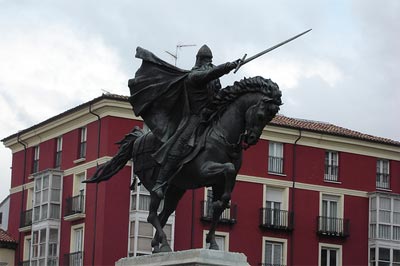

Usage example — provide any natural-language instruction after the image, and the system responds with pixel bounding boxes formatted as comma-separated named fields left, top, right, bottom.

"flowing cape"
left=128, top=47, right=193, bottom=164
left=128, top=47, right=190, bottom=143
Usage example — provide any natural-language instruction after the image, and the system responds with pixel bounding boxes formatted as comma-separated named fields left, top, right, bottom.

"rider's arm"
left=188, top=62, right=237, bottom=85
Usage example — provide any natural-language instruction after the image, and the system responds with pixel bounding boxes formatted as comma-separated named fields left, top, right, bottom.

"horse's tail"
left=84, top=126, right=144, bottom=183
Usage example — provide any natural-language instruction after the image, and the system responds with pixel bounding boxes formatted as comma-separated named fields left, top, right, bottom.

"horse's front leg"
left=147, top=193, right=171, bottom=253
left=200, top=161, right=236, bottom=250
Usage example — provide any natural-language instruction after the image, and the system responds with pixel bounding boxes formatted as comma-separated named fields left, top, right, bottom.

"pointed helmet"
left=196, top=45, right=213, bottom=59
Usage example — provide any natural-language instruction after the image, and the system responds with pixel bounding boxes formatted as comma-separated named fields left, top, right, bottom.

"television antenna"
left=165, top=44, right=196, bottom=66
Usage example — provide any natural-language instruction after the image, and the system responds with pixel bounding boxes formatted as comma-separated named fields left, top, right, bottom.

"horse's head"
left=243, top=96, right=281, bottom=147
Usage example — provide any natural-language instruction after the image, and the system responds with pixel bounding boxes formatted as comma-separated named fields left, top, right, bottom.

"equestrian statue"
left=85, top=41, right=288, bottom=253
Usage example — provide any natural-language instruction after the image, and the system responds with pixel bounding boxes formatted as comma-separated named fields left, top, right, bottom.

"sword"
left=233, top=29, right=312, bottom=73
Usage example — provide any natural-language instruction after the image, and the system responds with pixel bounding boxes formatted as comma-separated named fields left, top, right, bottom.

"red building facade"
left=2, top=94, right=400, bottom=266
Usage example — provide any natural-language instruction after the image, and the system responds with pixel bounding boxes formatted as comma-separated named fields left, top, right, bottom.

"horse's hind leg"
left=152, top=185, right=186, bottom=252
left=147, top=193, right=171, bottom=253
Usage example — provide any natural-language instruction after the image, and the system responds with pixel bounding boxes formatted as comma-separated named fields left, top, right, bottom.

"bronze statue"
left=85, top=45, right=282, bottom=253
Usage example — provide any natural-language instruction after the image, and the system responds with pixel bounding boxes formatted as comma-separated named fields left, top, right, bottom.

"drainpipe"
left=290, top=129, right=302, bottom=266
left=89, top=102, right=101, bottom=266
left=17, top=132, right=27, bottom=265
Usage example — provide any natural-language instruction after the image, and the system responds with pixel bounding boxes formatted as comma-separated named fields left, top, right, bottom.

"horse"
left=85, top=76, right=282, bottom=253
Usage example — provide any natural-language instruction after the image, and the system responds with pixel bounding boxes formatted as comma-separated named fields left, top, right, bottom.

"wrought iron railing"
left=65, top=194, right=85, bottom=216
left=324, top=165, right=339, bottom=182
left=259, top=208, right=293, bottom=230
left=64, top=251, right=83, bottom=266
left=201, top=200, right=237, bottom=224
left=20, top=209, right=33, bottom=228
left=317, top=216, right=350, bottom=237
left=268, top=156, right=284, bottom=174
left=376, top=173, right=390, bottom=189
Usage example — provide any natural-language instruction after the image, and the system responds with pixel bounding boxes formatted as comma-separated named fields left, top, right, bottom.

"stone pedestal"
left=115, top=249, right=250, bottom=266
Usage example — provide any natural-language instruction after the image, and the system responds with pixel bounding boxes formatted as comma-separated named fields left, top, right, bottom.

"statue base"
left=115, top=249, right=250, bottom=266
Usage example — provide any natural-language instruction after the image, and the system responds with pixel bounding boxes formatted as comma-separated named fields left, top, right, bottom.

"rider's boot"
left=152, top=160, right=176, bottom=199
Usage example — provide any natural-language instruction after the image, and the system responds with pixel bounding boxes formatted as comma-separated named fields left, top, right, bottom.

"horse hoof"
left=160, top=244, right=172, bottom=253
left=209, top=243, right=219, bottom=250
left=152, top=246, right=160, bottom=253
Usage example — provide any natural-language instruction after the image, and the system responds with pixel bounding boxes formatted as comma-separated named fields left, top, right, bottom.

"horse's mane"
left=208, top=76, right=282, bottom=116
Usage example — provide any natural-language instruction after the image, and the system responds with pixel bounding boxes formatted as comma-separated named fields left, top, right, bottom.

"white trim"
left=70, top=223, right=85, bottom=252
left=318, top=242, right=342, bottom=266
left=262, top=126, right=400, bottom=160
left=261, top=236, right=288, bottom=266
left=202, top=230, right=229, bottom=252
left=237, top=174, right=368, bottom=198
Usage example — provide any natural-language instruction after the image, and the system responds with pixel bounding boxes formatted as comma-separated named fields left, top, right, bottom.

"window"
left=55, top=136, right=62, bottom=168
left=68, top=225, right=84, bottom=266
left=321, top=247, right=339, bottom=266
left=268, top=142, right=284, bottom=174
left=376, top=159, right=390, bottom=189
left=319, top=194, right=347, bottom=236
left=23, top=236, right=31, bottom=261
left=265, top=187, right=283, bottom=226
left=325, top=151, right=339, bottom=182
left=262, top=237, right=287, bottom=266
left=0, top=212, right=2, bottom=225
left=370, top=248, right=400, bottom=266
left=78, top=127, right=87, bottom=159
left=33, top=172, right=62, bottom=222
left=33, top=145, right=40, bottom=173
left=370, top=194, right=400, bottom=241
left=31, top=227, right=59, bottom=266
left=203, top=231, right=229, bottom=252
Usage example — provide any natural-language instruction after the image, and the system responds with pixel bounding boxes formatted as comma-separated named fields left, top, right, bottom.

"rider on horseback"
left=129, top=45, right=238, bottom=198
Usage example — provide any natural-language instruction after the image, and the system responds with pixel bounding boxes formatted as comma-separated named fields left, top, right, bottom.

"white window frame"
left=262, top=236, right=287, bottom=266
left=79, top=127, right=87, bottom=159
left=324, top=151, right=339, bottom=182
left=376, top=159, right=390, bottom=190
left=23, top=235, right=32, bottom=261
left=70, top=223, right=85, bottom=253
left=319, top=243, right=342, bottom=266
left=33, top=145, right=40, bottom=173
left=55, top=136, right=63, bottom=168
left=203, top=230, right=229, bottom=252
left=268, top=142, right=284, bottom=174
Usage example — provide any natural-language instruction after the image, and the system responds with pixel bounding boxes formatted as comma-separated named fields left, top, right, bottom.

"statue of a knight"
left=128, top=45, right=238, bottom=198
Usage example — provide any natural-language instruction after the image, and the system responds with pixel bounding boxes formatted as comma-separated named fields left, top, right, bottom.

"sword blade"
left=234, top=29, right=312, bottom=73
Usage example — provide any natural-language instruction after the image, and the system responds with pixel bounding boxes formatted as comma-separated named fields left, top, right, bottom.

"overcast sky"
left=0, top=0, right=399, bottom=201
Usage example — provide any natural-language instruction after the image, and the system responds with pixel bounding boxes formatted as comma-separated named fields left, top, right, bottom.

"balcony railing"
left=376, top=173, right=390, bottom=189
left=65, top=194, right=85, bottom=217
left=260, top=208, right=293, bottom=231
left=268, top=156, right=284, bottom=174
left=259, top=264, right=286, bottom=266
left=324, top=165, right=339, bottom=182
left=20, top=209, right=33, bottom=228
left=64, top=251, right=83, bottom=266
left=201, top=200, right=237, bottom=224
left=317, top=216, right=349, bottom=237
left=18, top=260, right=30, bottom=266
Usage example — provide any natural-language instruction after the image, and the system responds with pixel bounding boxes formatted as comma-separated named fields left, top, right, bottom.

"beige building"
left=0, top=229, right=17, bottom=266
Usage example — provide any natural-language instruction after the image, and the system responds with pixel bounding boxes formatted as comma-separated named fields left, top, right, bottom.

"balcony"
left=19, top=209, right=33, bottom=231
left=259, top=264, right=286, bottom=266
left=64, top=251, right=83, bottom=266
left=317, top=216, right=349, bottom=238
left=64, top=194, right=85, bottom=221
left=268, top=156, right=284, bottom=174
left=324, top=165, right=339, bottom=182
left=376, top=173, right=390, bottom=189
left=259, top=208, right=293, bottom=231
left=201, top=200, right=237, bottom=225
